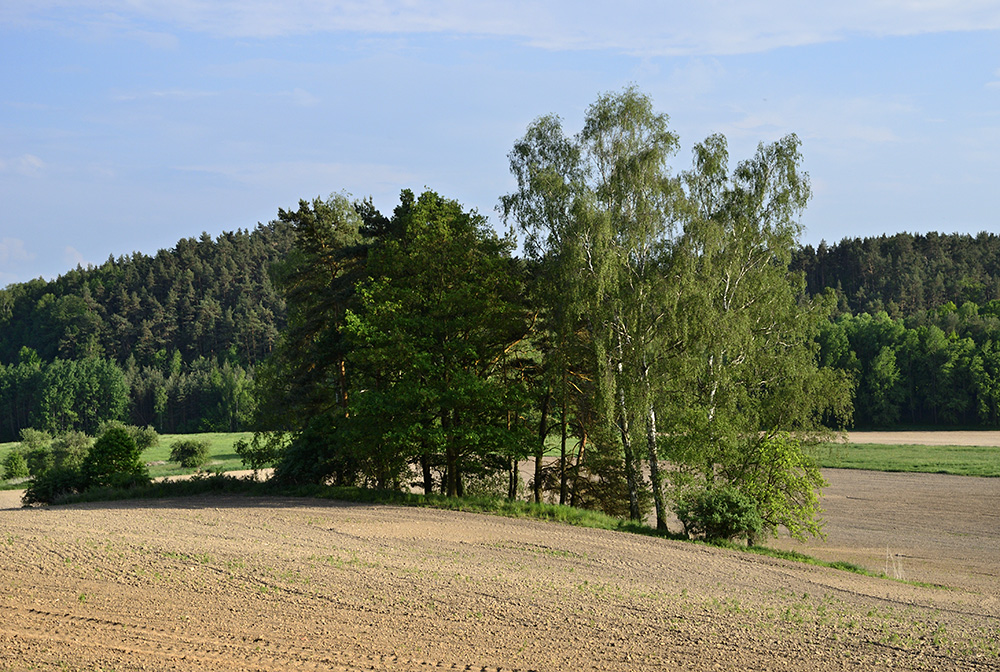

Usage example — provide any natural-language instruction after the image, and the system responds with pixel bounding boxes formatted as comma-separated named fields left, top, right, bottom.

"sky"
left=2, top=1, right=999, bottom=286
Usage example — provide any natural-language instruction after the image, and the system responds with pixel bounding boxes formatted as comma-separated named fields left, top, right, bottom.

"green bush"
left=21, top=426, right=149, bottom=505
left=234, top=432, right=288, bottom=472
left=22, top=430, right=91, bottom=477
left=131, top=425, right=160, bottom=451
left=49, top=431, right=92, bottom=472
left=2, top=450, right=29, bottom=480
left=22, top=466, right=86, bottom=506
left=83, top=426, right=149, bottom=490
left=20, top=428, right=53, bottom=476
left=675, top=486, right=765, bottom=545
left=96, top=421, right=160, bottom=451
left=169, top=438, right=211, bottom=469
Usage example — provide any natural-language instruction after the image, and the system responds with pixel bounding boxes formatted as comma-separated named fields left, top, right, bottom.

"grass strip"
left=810, top=442, right=1000, bottom=477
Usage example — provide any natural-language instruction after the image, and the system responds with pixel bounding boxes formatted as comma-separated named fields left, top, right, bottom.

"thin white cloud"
left=5, top=1, right=1000, bottom=55
left=112, top=89, right=219, bottom=102
left=280, top=88, right=320, bottom=107
left=178, top=160, right=418, bottom=193
left=716, top=95, right=912, bottom=148
left=0, top=154, right=46, bottom=176
left=0, top=238, right=34, bottom=265
left=63, top=246, right=90, bottom=270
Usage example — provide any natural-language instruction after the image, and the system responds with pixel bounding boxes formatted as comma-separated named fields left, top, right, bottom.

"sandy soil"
left=0, top=467, right=998, bottom=671
left=846, top=431, right=1000, bottom=447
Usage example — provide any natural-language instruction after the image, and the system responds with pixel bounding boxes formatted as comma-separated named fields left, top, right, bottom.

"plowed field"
left=1, top=464, right=998, bottom=671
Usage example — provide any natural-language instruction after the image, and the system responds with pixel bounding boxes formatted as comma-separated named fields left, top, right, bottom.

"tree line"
left=819, top=303, right=1000, bottom=427
left=792, top=232, right=1000, bottom=427
left=0, top=225, right=292, bottom=440
left=0, top=347, right=255, bottom=441
left=0, top=225, right=292, bottom=368
left=793, top=232, right=1000, bottom=316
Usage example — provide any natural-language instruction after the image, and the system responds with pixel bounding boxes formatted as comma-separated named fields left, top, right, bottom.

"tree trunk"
left=421, top=452, right=433, bottom=495
left=570, top=428, right=587, bottom=508
left=646, top=400, right=667, bottom=531
left=559, top=394, right=568, bottom=505
left=643, top=359, right=668, bottom=531
left=338, top=357, right=349, bottom=413
left=535, top=388, right=551, bottom=504
left=616, top=334, right=641, bottom=521
left=444, top=411, right=458, bottom=497
left=508, top=457, right=518, bottom=500
left=446, top=445, right=458, bottom=497
left=618, top=398, right=640, bottom=522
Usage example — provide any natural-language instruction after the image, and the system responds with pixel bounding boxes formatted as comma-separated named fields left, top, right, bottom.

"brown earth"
left=0, top=434, right=998, bottom=671
left=845, top=431, right=1000, bottom=446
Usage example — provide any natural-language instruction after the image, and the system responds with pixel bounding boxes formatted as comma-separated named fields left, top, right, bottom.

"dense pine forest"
left=793, top=232, right=1000, bottom=316
left=0, top=223, right=294, bottom=440
left=794, top=233, right=1000, bottom=427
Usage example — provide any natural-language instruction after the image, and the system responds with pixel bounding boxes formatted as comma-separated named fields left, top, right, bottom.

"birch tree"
left=503, top=88, right=682, bottom=527
left=504, top=89, right=851, bottom=538
left=578, top=87, right=683, bottom=527
left=670, top=133, right=853, bottom=541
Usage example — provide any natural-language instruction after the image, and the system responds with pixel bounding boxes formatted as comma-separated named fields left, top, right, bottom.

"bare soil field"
left=0, top=466, right=998, bottom=671
left=845, top=431, right=1000, bottom=446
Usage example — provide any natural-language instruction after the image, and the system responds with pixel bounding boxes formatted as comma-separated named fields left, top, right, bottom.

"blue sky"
left=2, top=1, right=999, bottom=286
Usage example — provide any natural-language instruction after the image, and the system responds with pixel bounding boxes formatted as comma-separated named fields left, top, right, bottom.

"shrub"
left=20, top=428, right=53, bottom=476
left=169, top=438, right=210, bottom=469
left=49, top=431, right=92, bottom=472
left=83, top=426, right=149, bottom=490
left=24, top=431, right=90, bottom=477
left=675, top=486, right=765, bottom=545
left=130, top=425, right=160, bottom=451
left=234, top=432, right=288, bottom=472
left=731, top=433, right=826, bottom=542
left=2, top=450, right=29, bottom=480
left=22, top=466, right=86, bottom=506
left=96, top=421, right=160, bottom=451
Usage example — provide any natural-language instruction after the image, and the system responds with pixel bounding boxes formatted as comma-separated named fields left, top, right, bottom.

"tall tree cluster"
left=260, top=88, right=850, bottom=542
left=256, top=191, right=534, bottom=495
left=498, top=88, right=850, bottom=537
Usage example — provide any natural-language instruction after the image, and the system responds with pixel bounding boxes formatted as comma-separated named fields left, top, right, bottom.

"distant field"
left=0, top=432, right=253, bottom=489
left=142, top=432, right=253, bottom=479
left=810, top=442, right=1000, bottom=477
left=845, top=430, right=1000, bottom=446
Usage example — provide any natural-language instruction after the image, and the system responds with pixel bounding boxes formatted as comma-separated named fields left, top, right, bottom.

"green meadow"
left=809, top=442, right=1000, bottom=477
left=0, top=432, right=254, bottom=489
